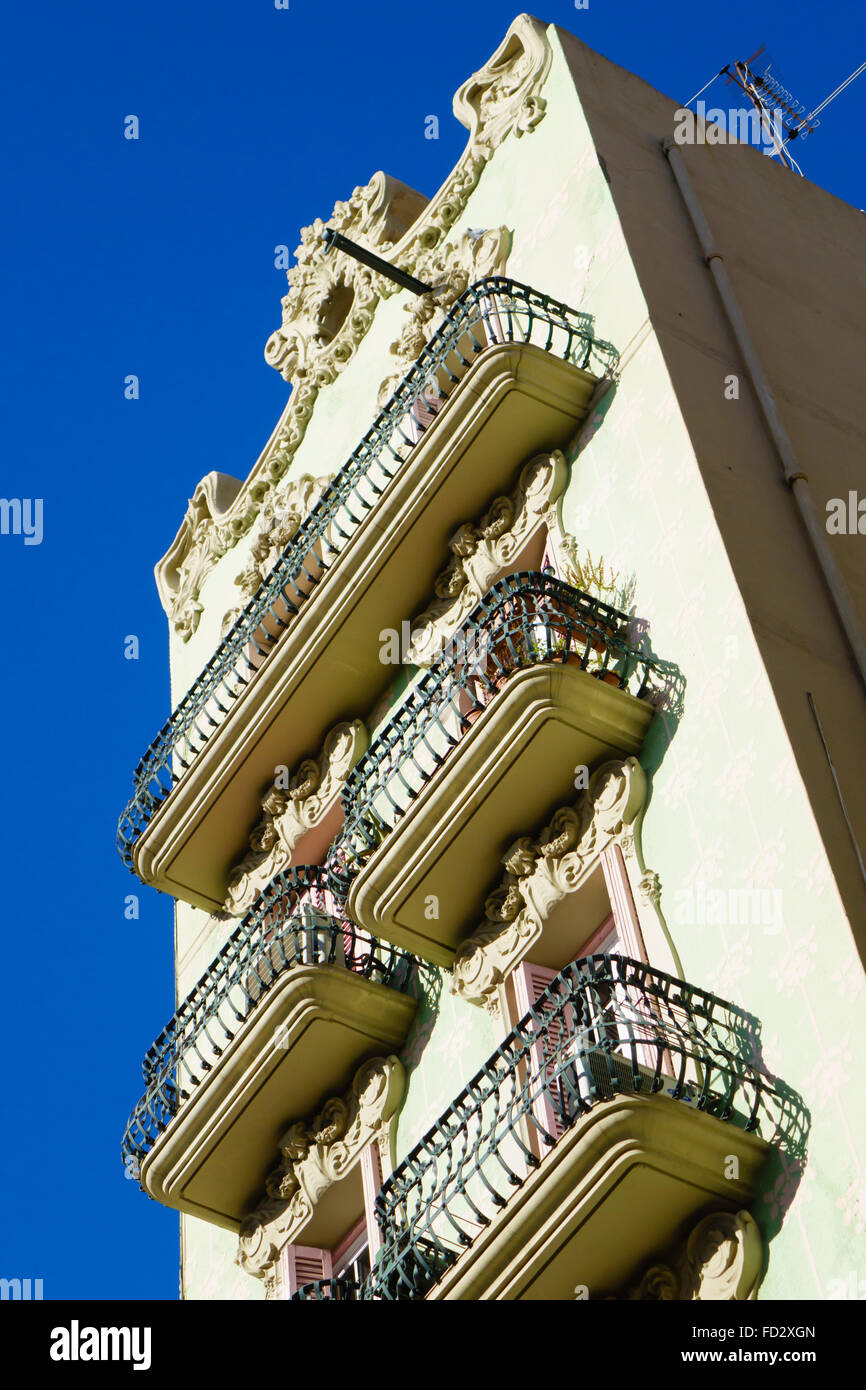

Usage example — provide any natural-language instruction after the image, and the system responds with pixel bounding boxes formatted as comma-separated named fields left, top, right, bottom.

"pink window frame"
left=279, top=1139, right=384, bottom=1297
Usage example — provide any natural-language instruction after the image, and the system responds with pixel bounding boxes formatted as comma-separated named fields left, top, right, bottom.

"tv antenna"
left=723, top=47, right=816, bottom=173
left=685, top=48, right=866, bottom=178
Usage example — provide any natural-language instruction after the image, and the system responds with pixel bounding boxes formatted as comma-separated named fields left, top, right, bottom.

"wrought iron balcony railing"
left=364, top=954, right=805, bottom=1301
left=121, top=866, right=416, bottom=1177
left=117, top=279, right=618, bottom=874
left=326, top=571, right=660, bottom=893
left=289, top=1278, right=361, bottom=1301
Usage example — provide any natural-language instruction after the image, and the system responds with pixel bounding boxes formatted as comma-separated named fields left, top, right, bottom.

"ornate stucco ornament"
left=232, top=472, right=333, bottom=606
left=153, top=471, right=245, bottom=644
left=155, top=172, right=424, bottom=642
left=236, top=1055, right=404, bottom=1285
left=623, top=1210, right=763, bottom=1300
left=405, top=451, right=567, bottom=666
left=451, top=758, right=648, bottom=1010
left=452, top=11, right=552, bottom=152
left=224, top=720, right=368, bottom=914
left=155, top=14, right=553, bottom=641
left=264, top=174, right=427, bottom=385
left=375, top=226, right=511, bottom=410
left=226, top=226, right=509, bottom=636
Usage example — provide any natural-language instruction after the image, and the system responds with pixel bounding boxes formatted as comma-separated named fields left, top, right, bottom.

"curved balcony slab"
left=132, top=342, right=599, bottom=911
left=369, top=955, right=806, bottom=1302
left=124, top=869, right=418, bottom=1229
left=348, top=663, right=655, bottom=966
left=426, top=1095, right=768, bottom=1300
left=139, top=964, right=417, bottom=1230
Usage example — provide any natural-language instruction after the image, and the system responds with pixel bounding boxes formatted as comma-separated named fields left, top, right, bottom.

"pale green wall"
left=388, top=35, right=864, bottom=1298
left=175, top=900, right=231, bottom=999
left=170, top=28, right=864, bottom=1300
left=394, top=970, right=499, bottom=1165
left=180, top=1217, right=266, bottom=1302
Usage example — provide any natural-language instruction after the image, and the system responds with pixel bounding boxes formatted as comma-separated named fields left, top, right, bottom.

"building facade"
left=120, top=15, right=866, bottom=1301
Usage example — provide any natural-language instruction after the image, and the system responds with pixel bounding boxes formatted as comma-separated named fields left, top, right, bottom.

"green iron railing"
left=289, top=1278, right=361, bottom=1301
left=117, top=279, right=618, bottom=874
left=121, top=866, right=416, bottom=1180
left=307, top=955, right=804, bottom=1301
left=370, top=954, right=805, bottom=1300
left=325, top=570, right=660, bottom=893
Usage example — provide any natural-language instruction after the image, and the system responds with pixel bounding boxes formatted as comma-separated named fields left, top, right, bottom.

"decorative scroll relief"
left=224, top=720, right=368, bottom=915
left=375, top=14, right=551, bottom=281
left=233, top=472, right=333, bottom=604
left=154, top=472, right=245, bottom=644
left=155, top=172, right=425, bottom=641
left=451, top=759, right=648, bottom=1011
left=405, top=451, right=567, bottom=667
left=236, top=1056, right=405, bottom=1285
left=375, top=226, right=511, bottom=410
left=155, top=15, right=553, bottom=641
left=264, top=173, right=428, bottom=385
left=623, top=1211, right=763, bottom=1301
left=452, top=12, right=552, bottom=151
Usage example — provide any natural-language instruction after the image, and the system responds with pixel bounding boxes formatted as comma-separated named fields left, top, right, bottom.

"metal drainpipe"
left=662, top=140, right=866, bottom=695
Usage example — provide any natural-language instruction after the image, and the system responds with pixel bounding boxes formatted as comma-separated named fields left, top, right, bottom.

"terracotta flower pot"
left=463, top=671, right=509, bottom=728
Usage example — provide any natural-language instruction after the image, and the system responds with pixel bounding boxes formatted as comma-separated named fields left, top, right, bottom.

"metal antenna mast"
left=687, top=47, right=865, bottom=182
left=722, top=47, right=817, bottom=173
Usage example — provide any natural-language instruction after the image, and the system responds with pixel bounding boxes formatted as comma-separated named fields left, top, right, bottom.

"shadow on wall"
left=399, top=963, right=444, bottom=1081
left=747, top=1051, right=812, bottom=1288
left=564, top=374, right=687, bottom=806
left=522, top=367, right=811, bottom=1289
left=750, top=1069, right=812, bottom=1278
left=639, top=660, right=687, bottom=785
left=616, top=584, right=813, bottom=1277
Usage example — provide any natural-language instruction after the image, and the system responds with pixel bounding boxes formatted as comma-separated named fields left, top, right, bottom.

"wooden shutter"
left=580, top=912, right=622, bottom=958
left=578, top=894, right=662, bottom=1080
left=281, top=1244, right=333, bottom=1297
left=512, top=962, right=575, bottom=1151
left=477, top=290, right=506, bottom=346
left=405, top=383, right=444, bottom=445
left=599, top=844, right=647, bottom=960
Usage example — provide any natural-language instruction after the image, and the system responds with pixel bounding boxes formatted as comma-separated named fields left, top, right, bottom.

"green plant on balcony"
left=560, top=534, right=633, bottom=611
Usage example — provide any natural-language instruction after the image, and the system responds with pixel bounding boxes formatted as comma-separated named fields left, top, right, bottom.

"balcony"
left=328, top=572, right=661, bottom=966
left=118, top=279, right=617, bottom=912
left=354, top=956, right=804, bottom=1301
left=122, top=867, right=418, bottom=1229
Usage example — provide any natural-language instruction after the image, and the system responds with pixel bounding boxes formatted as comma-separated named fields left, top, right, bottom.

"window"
left=279, top=1140, right=383, bottom=1297
left=500, top=844, right=655, bottom=1157
left=333, top=1220, right=372, bottom=1285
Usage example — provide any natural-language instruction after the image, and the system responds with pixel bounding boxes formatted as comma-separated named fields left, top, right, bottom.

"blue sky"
left=0, top=0, right=862, bottom=1300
